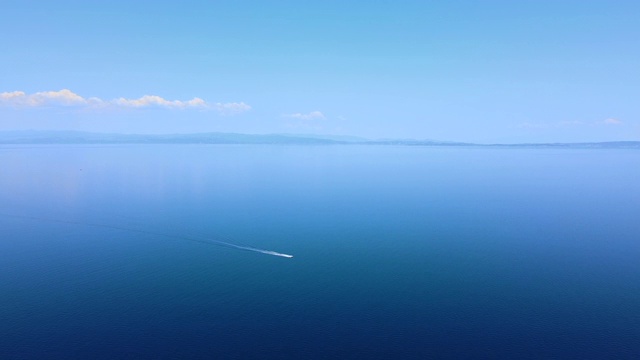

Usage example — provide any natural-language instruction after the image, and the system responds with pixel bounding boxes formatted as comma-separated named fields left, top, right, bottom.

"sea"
left=0, top=144, right=638, bottom=359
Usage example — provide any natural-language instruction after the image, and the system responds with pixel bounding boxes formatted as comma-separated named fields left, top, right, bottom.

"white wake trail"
left=212, top=241, right=294, bottom=258
left=245, top=248, right=294, bottom=258
left=0, top=213, right=294, bottom=259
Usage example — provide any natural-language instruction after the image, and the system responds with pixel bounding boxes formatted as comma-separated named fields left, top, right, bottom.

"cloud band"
left=0, top=89, right=250, bottom=114
left=284, top=111, right=325, bottom=120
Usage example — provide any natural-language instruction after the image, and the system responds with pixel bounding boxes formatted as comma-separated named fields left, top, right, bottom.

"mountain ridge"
left=0, top=130, right=638, bottom=148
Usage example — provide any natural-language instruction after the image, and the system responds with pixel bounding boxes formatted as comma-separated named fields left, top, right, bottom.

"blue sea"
left=1, top=145, right=638, bottom=359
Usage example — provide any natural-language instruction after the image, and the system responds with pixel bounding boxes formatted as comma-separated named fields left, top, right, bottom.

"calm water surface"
left=0, top=145, right=638, bottom=359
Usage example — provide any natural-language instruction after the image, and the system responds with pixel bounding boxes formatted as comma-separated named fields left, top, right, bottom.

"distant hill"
left=0, top=130, right=638, bottom=148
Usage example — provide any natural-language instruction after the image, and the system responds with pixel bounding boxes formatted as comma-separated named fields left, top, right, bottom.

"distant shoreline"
left=0, top=130, right=638, bottom=148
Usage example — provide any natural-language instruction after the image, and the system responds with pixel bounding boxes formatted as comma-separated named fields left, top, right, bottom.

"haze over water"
left=1, top=144, right=639, bottom=358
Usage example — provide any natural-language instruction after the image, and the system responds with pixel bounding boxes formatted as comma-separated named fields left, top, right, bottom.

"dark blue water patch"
left=0, top=145, right=639, bottom=359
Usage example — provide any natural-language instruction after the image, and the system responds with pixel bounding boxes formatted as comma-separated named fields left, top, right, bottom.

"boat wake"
left=223, top=244, right=294, bottom=258
left=0, top=213, right=293, bottom=259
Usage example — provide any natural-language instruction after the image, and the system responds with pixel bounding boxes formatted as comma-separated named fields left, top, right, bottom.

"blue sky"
left=1, top=0, right=638, bottom=142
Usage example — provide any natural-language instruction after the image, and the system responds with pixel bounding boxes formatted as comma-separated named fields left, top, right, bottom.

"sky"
left=1, top=0, right=639, bottom=143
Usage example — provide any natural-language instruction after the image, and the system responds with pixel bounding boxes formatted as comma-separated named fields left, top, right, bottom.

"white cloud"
left=112, top=95, right=207, bottom=108
left=213, top=102, right=252, bottom=115
left=0, top=89, right=91, bottom=107
left=0, top=89, right=250, bottom=114
left=285, top=111, right=326, bottom=120
left=603, top=118, right=622, bottom=125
